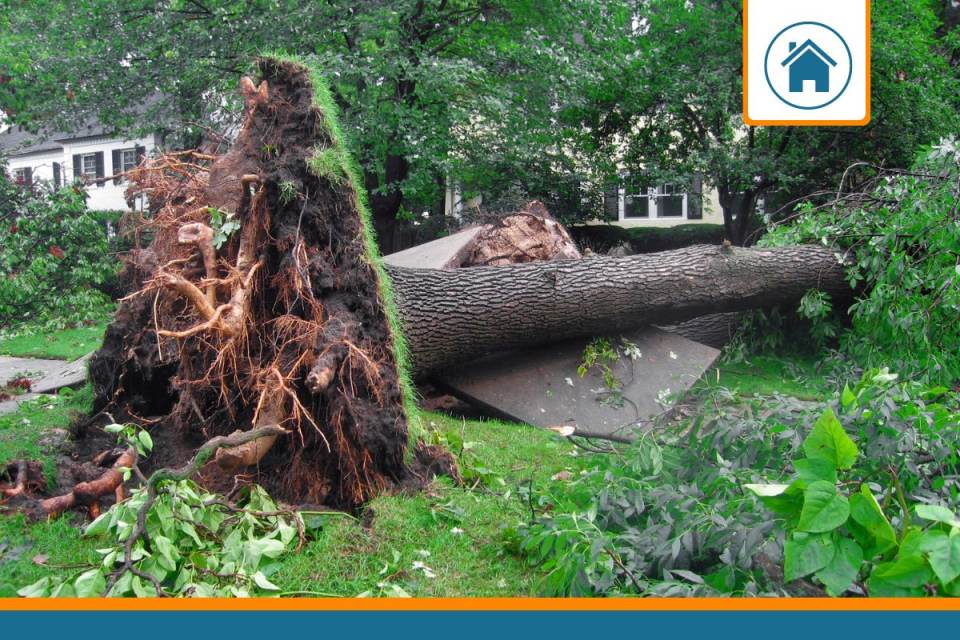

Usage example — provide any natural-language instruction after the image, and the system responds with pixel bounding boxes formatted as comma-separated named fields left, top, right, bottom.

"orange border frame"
left=1, top=597, right=960, bottom=611
left=0, top=1, right=950, bottom=614
left=743, top=0, right=871, bottom=126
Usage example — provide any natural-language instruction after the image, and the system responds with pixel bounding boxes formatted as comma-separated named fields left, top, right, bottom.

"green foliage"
left=17, top=481, right=303, bottom=598
left=0, top=178, right=116, bottom=330
left=207, top=207, right=240, bottom=250
left=516, top=365, right=959, bottom=596
left=581, top=0, right=959, bottom=243
left=747, top=371, right=960, bottom=596
left=764, top=141, right=960, bottom=385
left=0, top=1, right=618, bottom=232
left=577, top=337, right=621, bottom=392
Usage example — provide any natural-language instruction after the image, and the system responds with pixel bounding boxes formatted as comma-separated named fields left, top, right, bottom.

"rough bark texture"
left=387, top=244, right=848, bottom=375
left=658, top=312, right=745, bottom=349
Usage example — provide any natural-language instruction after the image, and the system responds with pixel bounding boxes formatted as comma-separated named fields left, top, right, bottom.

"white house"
left=0, top=120, right=158, bottom=211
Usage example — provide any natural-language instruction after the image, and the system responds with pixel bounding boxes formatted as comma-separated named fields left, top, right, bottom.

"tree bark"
left=387, top=243, right=848, bottom=376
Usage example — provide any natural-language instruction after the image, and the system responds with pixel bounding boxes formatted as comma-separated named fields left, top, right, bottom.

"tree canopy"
left=1, top=0, right=957, bottom=247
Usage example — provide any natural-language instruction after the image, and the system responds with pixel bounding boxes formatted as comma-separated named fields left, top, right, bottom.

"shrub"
left=514, top=369, right=959, bottom=596
left=762, top=140, right=960, bottom=386
left=0, top=176, right=117, bottom=330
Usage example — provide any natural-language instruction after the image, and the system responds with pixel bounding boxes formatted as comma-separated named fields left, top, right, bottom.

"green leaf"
left=103, top=423, right=125, bottom=434
left=815, top=537, right=863, bottom=596
left=153, top=535, right=180, bottom=571
left=73, top=569, right=106, bottom=598
left=867, top=555, right=933, bottom=596
left=749, top=480, right=805, bottom=523
left=17, top=577, right=51, bottom=598
left=743, top=483, right=790, bottom=496
left=784, top=532, right=835, bottom=582
left=802, top=408, right=858, bottom=470
left=794, top=458, right=838, bottom=484
left=849, top=485, right=897, bottom=556
left=84, top=511, right=112, bottom=537
left=138, top=429, right=154, bottom=453
left=798, top=481, right=850, bottom=533
left=915, top=504, right=960, bottom=528
left=840, top=384, right=857, bottom=411
left=252, top=571, right=281, bottom=591
left=924, top=530, right=960, bottom=585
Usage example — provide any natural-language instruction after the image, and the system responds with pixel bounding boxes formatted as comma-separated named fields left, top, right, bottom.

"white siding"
left=6, top=150, right=62, bottom=185
left=62, top=135, right=156, bottom=211
left=3, top=133, right=158, bottom=211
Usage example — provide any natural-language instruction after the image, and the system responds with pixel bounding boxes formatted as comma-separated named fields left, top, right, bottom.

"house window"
left=618, top=181, right=689, bottom=220
left=657, top=184, right=685, bottom=217
left=81, top=153, right=98, bottom=179
left=623, top=179, right=652, bottom=218
left=119, top=149, right=138, bottom=173
left=12, top=167, right=32, bottom=186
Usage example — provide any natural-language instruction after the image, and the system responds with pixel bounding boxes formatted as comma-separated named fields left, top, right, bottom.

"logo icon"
left=743, top=0, right=870, bottom=126
left=764, top=22, right=852, bottom=111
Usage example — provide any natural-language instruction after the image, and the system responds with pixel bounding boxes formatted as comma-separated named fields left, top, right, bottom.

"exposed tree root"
left=85, top=57, right=419, bottom=509
left=39, top=448, right=137, bottom=518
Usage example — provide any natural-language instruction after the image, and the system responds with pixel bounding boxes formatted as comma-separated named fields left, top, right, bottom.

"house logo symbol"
left=763, top=21, right=853, bottom=111
left=783, top=39, right=836, bottom=93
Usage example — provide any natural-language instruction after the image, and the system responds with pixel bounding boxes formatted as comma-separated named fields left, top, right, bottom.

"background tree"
left=578, top=0, right=959, bottom=244
left=0, top=0, right=618, bottom=251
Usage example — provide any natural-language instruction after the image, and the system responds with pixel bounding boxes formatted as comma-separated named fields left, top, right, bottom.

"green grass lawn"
left=0, top=399, right=579, bottom=597
left=704, top=353, right=835, bottom=401
left=0, top=324, right=108, bottom=361
left=0, top=346, right=834, bottom=597
left=0, top=386, right=94, bottom=483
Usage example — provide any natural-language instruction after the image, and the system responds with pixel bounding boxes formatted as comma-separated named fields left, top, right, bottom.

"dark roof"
left=781, top=39, right=837, bottom=67
left=0, top=96, right=165, bottom=157
left=0, top=124, right=64, bottom=155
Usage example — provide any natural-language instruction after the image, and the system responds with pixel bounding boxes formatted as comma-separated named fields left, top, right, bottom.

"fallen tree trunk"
left=75, top=58, right=848, bottom=512
left=387, top=243, right=849, bottom=375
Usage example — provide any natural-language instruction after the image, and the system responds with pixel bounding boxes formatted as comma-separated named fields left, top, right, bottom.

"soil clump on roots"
left=3, top=57, right=429, bottom=520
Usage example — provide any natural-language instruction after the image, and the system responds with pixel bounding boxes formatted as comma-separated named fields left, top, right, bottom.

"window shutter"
left=135, top=145, right=146, bottom=164
left=23, top=167, right=32, bottom=186
left=687, top=173, right=703, bottom=220
left=95, top=151, right=105, bottom=186
left=53, top=163, right=61, bottom=188
left=112, top=149, right=122, bottom=185
left=72, top=154, right=82, bottom=183
left=603, top=183, right=620, bottom=221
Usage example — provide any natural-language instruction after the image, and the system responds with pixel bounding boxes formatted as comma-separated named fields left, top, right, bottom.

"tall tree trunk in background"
left=365, top=152, right=408, bottom=254
left=719, top=189, right=760, bottom=246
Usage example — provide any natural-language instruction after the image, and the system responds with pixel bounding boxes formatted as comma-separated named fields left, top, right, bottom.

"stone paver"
left=437, top=327, right=719, bottom=439
left=0, top=353, right=91, bottom=415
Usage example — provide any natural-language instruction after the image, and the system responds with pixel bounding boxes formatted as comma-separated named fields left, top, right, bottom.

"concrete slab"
left=0, top=353, right=91, bottom=395
left=438, top=327, right=720, bottom=439
left=384, top=226, right=486, bottom=269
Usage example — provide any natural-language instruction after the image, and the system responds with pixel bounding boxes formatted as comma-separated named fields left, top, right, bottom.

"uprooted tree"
left=5, top=57, right=851, bottom=519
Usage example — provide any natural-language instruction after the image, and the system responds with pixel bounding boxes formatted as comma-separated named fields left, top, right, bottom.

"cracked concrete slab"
left=0, top=354, right=91, bottom=415
left=437, top=327, right=719, bottom=439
